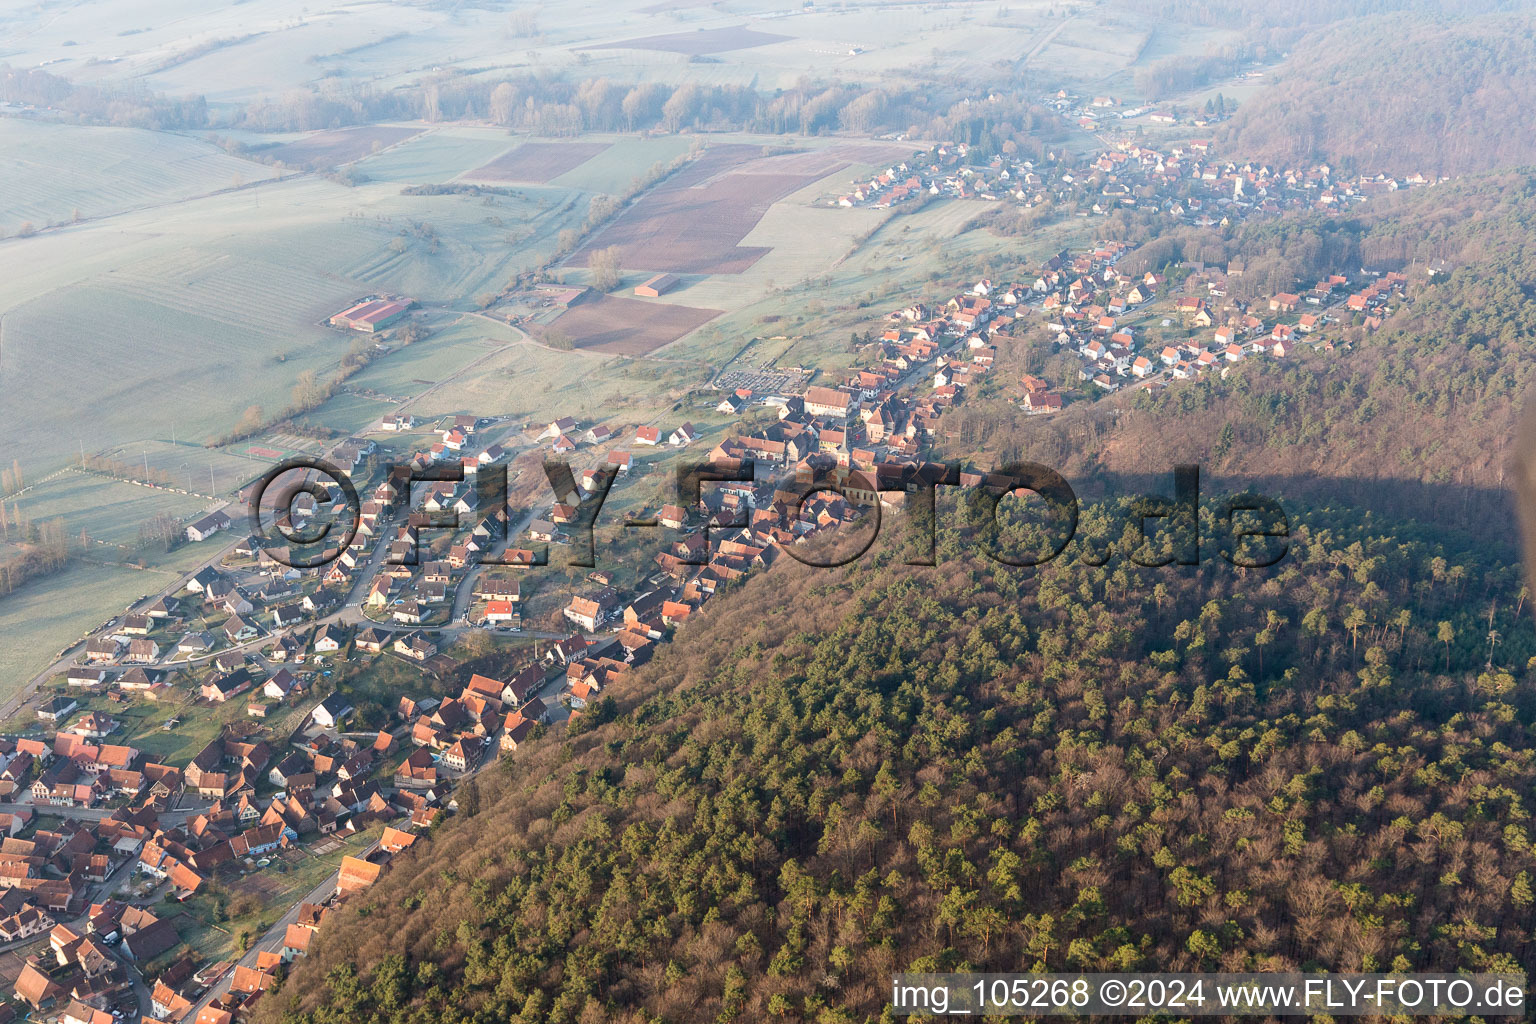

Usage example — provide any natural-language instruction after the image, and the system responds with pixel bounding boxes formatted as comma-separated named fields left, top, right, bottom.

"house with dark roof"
left=312, top=694, right=354, bottom=730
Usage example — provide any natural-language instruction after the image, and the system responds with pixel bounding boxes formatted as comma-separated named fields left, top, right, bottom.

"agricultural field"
left=551, top=294, right=723, bottom=354
left=258, top=125, right=425, bottom=168
left=0, top=0, right=1207, bottom=114
left=406, top=338, right=699, bottom=432
left=352, top=128, right=520, bottom=184
left=301, top=392, right=400, bottom=435
left=467, top=141, right=614, bottom=184
left=0, top=279, right=344, bottom=474
left=547, top=135, right=696, bottom=193
left=569, top=142, right=874, bottom=275
left=334, top=187, right=590, bottom=302
left=341, top=316, right=519, bottom=400
left=353, top=130, right=693, bottom=194
left=579, top=25, right=792, bottom=56
left=666, top=198, right=1093, bottom=369
left=0, top=120, right=280, bottom=230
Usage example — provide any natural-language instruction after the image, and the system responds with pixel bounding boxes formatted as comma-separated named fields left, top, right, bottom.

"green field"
left=11, top=472, right=213, bottom=548
left=353, top=128, right=518, bottom=183
left=0, top=558, right=189, bottom=697
left=546, top=135, right=695, bottom=193
left=302, top=392, right=399, bottom=435
left=343, top=317, right=514, bottom=398
left=0, top=120, right=280, bottom=229
left=416, top=341, right=698, bottom=428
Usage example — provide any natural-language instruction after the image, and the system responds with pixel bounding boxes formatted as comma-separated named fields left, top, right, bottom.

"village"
left=0, top=116, right=1434, bottom=1024
left=834, top=87, right=1440, bottom=216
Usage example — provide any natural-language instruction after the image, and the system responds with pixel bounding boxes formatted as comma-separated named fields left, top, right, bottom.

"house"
left=68, top=712, right=118, bottom=739
left=668, top=423, right=698, bottom=447
left=395, top=748, right=438, bottom=788
left=537, top=416, right=579, bottom=442
left=119, top=637, right=159, bottom=664
left=634, top=426, right=661, bottom=446
left=564, top=589, right=618, bottom=632
left=607, top=451, right=633, bottom=475
left=223, top=614, right=259, bottom=643
left=804, top=386, right=855, bottom=419
left=185, top=510, right=232, bottom=543
left=151, top=981, right=195, bottom=1020
left=484, top=600, right=517, bottom=626
left=178, top=631, right=213, bottom=655
left=312, top=623, right=344, bottom=653
left=395, top=634, right=437, bottom=661
left=121, top=915, right=181, bottom=961
left=83, top=639, right=121, bottom=664
left=501, top=710, right=537, bottom=752
left=66, top=667, right=109, bottom=689
left=15, top=961, right=64, bottom=1010
left=0, top=905, right=53, bottom=943
left=1023, top=391, right=1062, bottom=415
left=263, top=669, right=299, bottom=701
left=442, top=737, right=485, bottom=773
left=282, top=923, right=316, bottom=960
left=37, top=696, right=78, bottom=722
left=202, top=669, right=253, bottom=703
left=380, top=827, right=417, bottom=854
left=356, top=627, right=389, bottom=653
left=337, top=855, right=383, bottom=897
left=312, top=694, right=355, bottom=730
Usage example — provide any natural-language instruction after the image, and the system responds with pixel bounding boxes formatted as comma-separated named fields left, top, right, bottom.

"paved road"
left=449, top=506, right=539, bottom=623
left=0, top=800, right=205, bottom=824
left=185, top=840, right=381, bottom=1023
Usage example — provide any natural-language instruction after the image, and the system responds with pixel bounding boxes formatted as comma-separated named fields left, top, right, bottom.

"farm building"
left=634, top=273, right=680, bottom=297
left=330, top=297, right=415, bottom=333
left=534, top=285, right=589, bottom=307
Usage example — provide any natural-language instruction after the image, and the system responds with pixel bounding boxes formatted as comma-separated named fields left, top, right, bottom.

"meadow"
left=343, top=317, right=518, bottom=399
left=353, top=128, right=520, bottom=184
left=0, top=555, right=202, bottom=696
left=404, top=339, right=700, bottom=431
left=12, top=472, right=213, bottom=548
left=0, top=120, right=281, bottom=231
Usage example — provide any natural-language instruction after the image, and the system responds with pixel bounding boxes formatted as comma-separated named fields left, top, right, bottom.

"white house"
left=185, top=510, right=232, bottom=543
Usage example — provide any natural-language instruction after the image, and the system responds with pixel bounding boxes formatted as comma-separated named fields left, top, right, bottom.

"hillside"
left=942, top=171, right=1536, bottom=528
left=1215, top=14, right=1536, bottom=175
left=257, top=504, right=1536, bottom=1024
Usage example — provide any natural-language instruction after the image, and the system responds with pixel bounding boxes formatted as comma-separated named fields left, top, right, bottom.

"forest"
left=1215, top=12, right=1536, bottom=176
left=254, top=487, right=1536, bottom=1024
